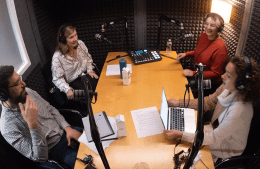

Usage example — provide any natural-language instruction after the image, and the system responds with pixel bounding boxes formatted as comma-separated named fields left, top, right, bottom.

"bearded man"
left=0, top=65, right=82, bottom=169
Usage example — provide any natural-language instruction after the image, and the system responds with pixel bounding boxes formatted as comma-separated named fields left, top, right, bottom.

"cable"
left=173, top=139, right=190, bottom=169
left=79, top=44, right=100, bottom=76
left=5, top=101, right=30, bottom=131
left=109, top=24, right=124, bottom=45
left=199, top=159, right=209, bottom=169
left=219, top=92, right=238, bottom=125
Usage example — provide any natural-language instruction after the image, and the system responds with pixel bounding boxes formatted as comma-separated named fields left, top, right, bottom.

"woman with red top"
left=176, top=13, right=227, bottom=96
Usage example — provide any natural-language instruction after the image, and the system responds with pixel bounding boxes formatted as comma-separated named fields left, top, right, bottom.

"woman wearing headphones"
left=164, top=55, right=260, bottom=162
left=52, top=24, right=98, bottom=101
left=177, top=13, right=228, bottom=96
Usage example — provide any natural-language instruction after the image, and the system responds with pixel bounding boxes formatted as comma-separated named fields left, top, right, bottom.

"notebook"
left=160, top=88, right=196, bottom=133
left=82, top=111, right=115, bottom=142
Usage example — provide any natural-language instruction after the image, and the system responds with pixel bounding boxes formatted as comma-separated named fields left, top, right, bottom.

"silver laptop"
left=160, top=88, right=196, bottom=133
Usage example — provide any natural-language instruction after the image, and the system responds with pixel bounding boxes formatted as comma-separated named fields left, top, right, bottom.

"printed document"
left=131, top=106, right=164, bottom=138
left=106, top=64, right=132, bottom=76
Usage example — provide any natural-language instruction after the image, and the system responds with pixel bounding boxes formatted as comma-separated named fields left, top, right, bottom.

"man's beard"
left=9, top=87, right=27, bottom=105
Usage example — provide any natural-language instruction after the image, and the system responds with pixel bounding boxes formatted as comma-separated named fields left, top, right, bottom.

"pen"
left=160, top=54, right=177, bottom=60
left=101, top=138, right=118, bottom=142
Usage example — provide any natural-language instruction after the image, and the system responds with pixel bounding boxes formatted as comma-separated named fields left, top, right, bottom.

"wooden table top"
left=74, top=51, right=215, bottom=169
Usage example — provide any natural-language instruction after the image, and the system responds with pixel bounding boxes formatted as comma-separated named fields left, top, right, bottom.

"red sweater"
left=185, top=33, right=227, bottom=82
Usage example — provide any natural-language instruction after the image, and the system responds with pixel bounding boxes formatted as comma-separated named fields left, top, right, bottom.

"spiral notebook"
left=82, top=111, right=115, bottom=142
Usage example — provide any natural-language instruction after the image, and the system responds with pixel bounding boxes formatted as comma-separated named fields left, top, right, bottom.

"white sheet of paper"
left=78, top=117, right=117, bottom=154
left=183, top=108, right=196, bottom=133
left=131, top=106, right=164, bottom=138
left=106, top=64, right=132, bottom=76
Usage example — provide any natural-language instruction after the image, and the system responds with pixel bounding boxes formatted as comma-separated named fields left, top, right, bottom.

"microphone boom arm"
left=101, top=16, right=130, bottom=53
left=156, top=15, right=184, bottom=50
left=183, top=63, right=205, bottom=169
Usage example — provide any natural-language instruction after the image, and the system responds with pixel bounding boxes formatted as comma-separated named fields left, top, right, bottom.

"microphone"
left=189, top=77, right=211, bottom=90
left=180, top=29, right=193, bottom=40
left=94, top=33, right=109, bottom=42
left=183, top=33, right=193, bottom=39
left=101, top=23, right=106, bottom=32
left=94, top=23, right=107, bottom=42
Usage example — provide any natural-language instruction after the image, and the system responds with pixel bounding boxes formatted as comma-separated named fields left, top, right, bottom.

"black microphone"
left=94, top=23, right=107, bottom=42
left=189, top=77, right=211, bottom=90
left=94, top=33, right=112, bottom=44
left=180, top=29, right=193, bottom=40
left=183, top=33, right=193, bottom=39
left=94, top=33, right=110, bottom=42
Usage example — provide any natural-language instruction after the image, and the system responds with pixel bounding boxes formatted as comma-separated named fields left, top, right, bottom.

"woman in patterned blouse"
left=52, top=24, right=98, bottom=100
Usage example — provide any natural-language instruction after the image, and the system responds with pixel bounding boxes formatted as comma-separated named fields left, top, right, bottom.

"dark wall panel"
left=23, top=0, right=260, bottom=100
left=244, top=0, right=260, bottom=64
left=27, top=0, right=134, bottom=100
left=222, top=0, right=246, bottom=58
left=24, top=63, right=49, bottom=100
left=33, top=0, right=134, bottom=73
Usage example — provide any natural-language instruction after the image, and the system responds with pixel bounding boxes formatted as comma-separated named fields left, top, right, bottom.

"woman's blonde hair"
left=55, top=24, right=76, bottom=55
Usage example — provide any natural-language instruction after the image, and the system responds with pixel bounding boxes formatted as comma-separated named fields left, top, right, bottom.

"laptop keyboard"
left=169, top=108, right=185, bottom=131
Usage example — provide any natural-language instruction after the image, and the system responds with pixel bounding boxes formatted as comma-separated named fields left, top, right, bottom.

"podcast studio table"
left=74, top=51, right=215, bottom=169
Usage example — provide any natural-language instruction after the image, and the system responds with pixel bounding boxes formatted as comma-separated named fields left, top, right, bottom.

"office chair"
left=215, top=101, right=260, bottom=169
left=42, top=61, right=68, bottom=109
left=58, top=109, right=84, bottom=128
left=42, top=61, right=98, bottom=116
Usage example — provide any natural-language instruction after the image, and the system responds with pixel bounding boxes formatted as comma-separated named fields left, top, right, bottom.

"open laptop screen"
left=160, top=88, right=168, bottom=128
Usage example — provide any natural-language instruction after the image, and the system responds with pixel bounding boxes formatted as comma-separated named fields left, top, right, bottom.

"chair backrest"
left=0, top=132, right=41, bottom=169
left=59, top=109, right=84, bottom=128
left=242, top=101, right=260, bottom=155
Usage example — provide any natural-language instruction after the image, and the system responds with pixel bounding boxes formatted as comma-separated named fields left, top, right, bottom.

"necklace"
left=68, top=49, right=76, bottom=59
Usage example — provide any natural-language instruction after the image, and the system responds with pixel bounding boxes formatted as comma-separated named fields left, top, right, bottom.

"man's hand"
left=65, top=126, right=82, bottom=146
left=163, top=129, right=183, bottom=140
left=167, top=98, right=180, bottom=107
left=88, top=72, right=99, bottom=79
left=183, top=69, right=194, bottom=77
left=19, top=96, right=39, bottom=129
left=67, top=89, right=74, bottom=100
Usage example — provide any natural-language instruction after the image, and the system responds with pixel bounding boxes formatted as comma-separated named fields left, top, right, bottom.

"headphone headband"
left=59, top=23, right=70, bottom=44
left=243, top=56, right=251, bottom=79
left=60, top=23, right=70, bottom=36
left=204, top=13, right=225, bottom=32
left=235, top=56, right=252, bottom=91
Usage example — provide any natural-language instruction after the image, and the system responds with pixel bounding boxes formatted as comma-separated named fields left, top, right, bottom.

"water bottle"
left=166, top=39, right=172, bottom=55
left=119, top=58, right=127, bottom=79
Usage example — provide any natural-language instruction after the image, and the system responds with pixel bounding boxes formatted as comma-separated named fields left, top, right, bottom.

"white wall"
left=0, top=0, right=30, bottom=75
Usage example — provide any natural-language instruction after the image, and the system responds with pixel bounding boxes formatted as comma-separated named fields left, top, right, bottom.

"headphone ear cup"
left=235, top=77, right=245, bottom=91
left=59, top=35, right=67, bottom=44
left=218, top=25, right=223, bottom=32
left=0, top=88, right=9, bottom=101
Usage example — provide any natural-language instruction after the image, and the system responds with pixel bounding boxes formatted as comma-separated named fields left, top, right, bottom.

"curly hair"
left=230, top=55, right=260, bottom=103
left=55, top=24, right=76, bottom=55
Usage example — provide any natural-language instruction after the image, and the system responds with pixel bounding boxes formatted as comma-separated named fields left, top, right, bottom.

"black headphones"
left=59, top=23, right=70, bottom=44
left=0, top=88, right=9, bottom=102
left=235, top=56, right=251, bottom=91
left=204, top=13, right=225, bottom=32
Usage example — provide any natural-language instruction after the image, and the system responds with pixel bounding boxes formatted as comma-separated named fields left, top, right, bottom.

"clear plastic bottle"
left=166, top=39, right=172, bottom=55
